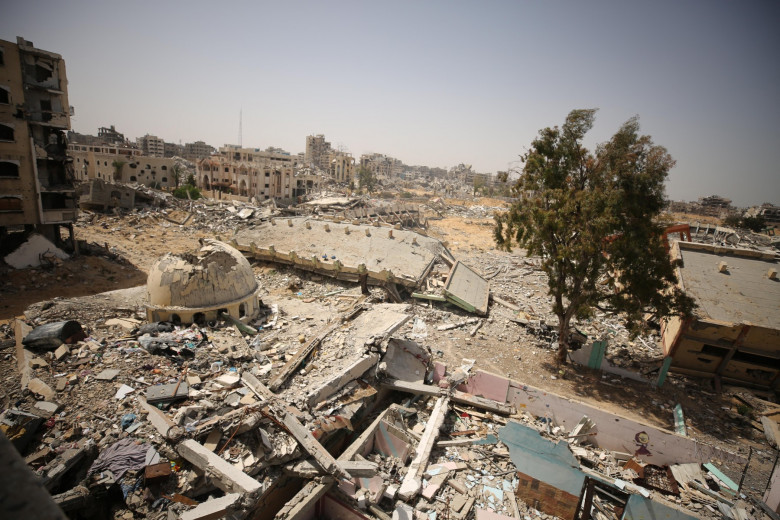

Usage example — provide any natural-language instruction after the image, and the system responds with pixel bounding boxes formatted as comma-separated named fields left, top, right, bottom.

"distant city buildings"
left=0, top=36, right=78, bottom=247
left=136, top=134, right=165, bottom=157
left=360, top=153, right=401, bottom=180
left=667, top=194, right=738, bottom=219
left=182, top=141, right=214, bottom=161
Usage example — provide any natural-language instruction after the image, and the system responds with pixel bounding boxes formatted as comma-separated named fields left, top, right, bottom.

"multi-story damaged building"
left=182, top=140, right=214, bottom=161
left=360, top=152, right=402, bottom=180
left=136, top=134, right=165, bottom=157
left=0, top=37, right=77, bottom=247
left=328, top=151, right=354, bottom=183
left=197, top=155, right=296, bottom=201
left=69, top=144, right=179, bottom=189
left=219, top=144, right=299, bottom=169
left=305, top=134, right=331, bottom=170
left=97, top=124, right=126, bottom=146
left=660, top=241, right=780, bottom=390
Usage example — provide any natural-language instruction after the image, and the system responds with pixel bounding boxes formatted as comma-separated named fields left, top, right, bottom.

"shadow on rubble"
left=550, top=360, right=755, bottom=445
left=0, top=241, right=147, bottom=320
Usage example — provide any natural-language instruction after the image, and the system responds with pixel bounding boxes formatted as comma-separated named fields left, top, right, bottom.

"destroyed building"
left=3, top=192, right=780, bottom=520
left=660, top=241, right=780, bottom=390
left=69, top=145, right=179, bottom=189
left=197, top=155, right=300, bottom=202
left=146, top=239, right=261, bottom=325
left=0, top=36, right=77, bottom=251
left=75, top=178, right=155, bottom=212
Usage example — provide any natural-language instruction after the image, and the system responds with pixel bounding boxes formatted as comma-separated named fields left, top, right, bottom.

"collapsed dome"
left=146, top=239, right=260, bottom=324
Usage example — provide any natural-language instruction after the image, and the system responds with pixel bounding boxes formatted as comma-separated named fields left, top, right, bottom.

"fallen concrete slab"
left=443, top=261, right=490, bottom=315
left=306, top=353, right=380, bottom=407
left=233, top=217, right=452, bottom=288
left=179, top=493, right=242, bottom=520
left=383, top=379, right=516, bottom=415
left=280, top=411, right=352, bottom=481
left=284, top=459, right=378, bottom=478
left=177, top=439, right=264, bottom=496
left=398, top=396, right=450, bottom=501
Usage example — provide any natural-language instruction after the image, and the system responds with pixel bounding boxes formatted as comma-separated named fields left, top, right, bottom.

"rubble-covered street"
left=1, top=194, right=779, bottom=520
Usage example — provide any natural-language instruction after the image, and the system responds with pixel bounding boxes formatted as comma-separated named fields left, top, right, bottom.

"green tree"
left=171, top=163, right=184, bottom=188
left=741, top=215, right=767, bottom=232
left=472, top=176, right=486, bottom=196
left=494, top=109, right=694, bottom=363
left=173, top=184, right=201, bottom=200
left=358, top=166, right=376, bottom=192
left=186, top=173, right=196, bottom=187
left=111, top=160, right=126, bottom=182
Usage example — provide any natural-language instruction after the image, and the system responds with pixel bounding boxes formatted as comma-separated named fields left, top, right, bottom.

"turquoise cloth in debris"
left=497, top=421, right=585, bottom=496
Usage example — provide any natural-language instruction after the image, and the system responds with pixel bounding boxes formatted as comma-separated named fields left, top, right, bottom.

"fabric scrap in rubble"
left=87, top=438, right=153, bottom=481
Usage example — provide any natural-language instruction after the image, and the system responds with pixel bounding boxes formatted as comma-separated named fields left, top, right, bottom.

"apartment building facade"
left=136, top=134, right=165, bottom=157
left=197, top=155, right=296, bottom=201
left=69, top=143, right=178, bottom=189
left=0, top=37, right=77, bottom=245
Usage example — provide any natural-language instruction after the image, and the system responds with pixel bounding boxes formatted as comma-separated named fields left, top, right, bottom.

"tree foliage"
left=495, top=109, right=695, bottom=363
left=173, top=184, right=201, bottom=200
left=111, top=160, right=126, bottom=182
left=724, top=214, right=766, bottom=233
left=358, top=166, right=377, bottom=192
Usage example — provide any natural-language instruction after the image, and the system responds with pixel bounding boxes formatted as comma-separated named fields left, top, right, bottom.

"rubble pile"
left=2, top=197, right=779, bottom=519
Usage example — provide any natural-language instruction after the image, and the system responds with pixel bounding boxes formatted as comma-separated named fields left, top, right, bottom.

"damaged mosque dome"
left=145, top=239, right=260, bottom=325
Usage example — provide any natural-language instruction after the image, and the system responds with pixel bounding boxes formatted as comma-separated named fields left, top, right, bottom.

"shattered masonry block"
left=177, top=439, right=263, bottom=495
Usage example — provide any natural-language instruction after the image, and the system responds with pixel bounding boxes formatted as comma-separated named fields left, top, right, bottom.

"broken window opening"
left=161, top=165, right=167, bottom=170
left=0, top=87, right=9, bottom=104
left=193, top=313, right=206, bottom=326
left=171, top=314, right=181, bottom=324
left=700, top=344, right=728, bottom=358
left=161, top=177, right=167, bottom=183
left=40, top=192, right=74, bottom=211
left=239, top=303, right=247, bottom=318
left=130, top=176, right=137, bottom=182
left=34, top=62, right=53, bottom=83
left=0, top=161, right=20, bottom=178
left=732, top=350, right=778, bottom=367
left=0, top=123, right=14, bottom=141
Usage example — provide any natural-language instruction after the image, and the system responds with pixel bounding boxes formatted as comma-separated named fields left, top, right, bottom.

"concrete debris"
left=4, top=233, right=70, bottom=269
left=1, top=194, right=778, bottom=520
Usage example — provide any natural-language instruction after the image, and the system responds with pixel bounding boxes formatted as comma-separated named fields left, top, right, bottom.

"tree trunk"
left=556, top=312, right=572, bottom=365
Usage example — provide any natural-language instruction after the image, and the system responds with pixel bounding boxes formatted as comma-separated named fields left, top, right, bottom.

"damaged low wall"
left=457, top=369, right=745, bottom=466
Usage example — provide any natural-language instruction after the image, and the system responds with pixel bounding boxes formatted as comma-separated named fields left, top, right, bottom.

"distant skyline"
left=3, top=1, right=778, bottom=207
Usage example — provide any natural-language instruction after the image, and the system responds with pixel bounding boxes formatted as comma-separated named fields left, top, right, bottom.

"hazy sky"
left=3, top=1, right=778, bottom=206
